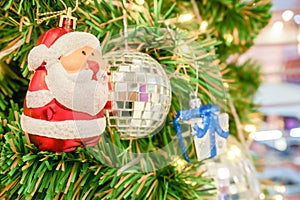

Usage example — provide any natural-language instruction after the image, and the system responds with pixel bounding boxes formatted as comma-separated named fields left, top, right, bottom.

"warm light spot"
left=224, top=33, right=233, bottom=43
left=136, top=0, right=144, bottom=5
left=272, top=21, right=284, bottom=32
left=217, top=167, right=230, bottom=179
left=274, top=185, right=286, bottom=193
left=227, top=145, right=241, bottom=160
left=290, top=127, right=300, bottom=137
left=200, top=21, right=208, bottom=31
left=179, top=13, right=193, bottom=22
left=273, top=194, right=284, bottom=200
left=223, top=82, right=229, bottom=89
left=176, top=158, right=186, bottom=166
left=282, top=10, right=294, bottom=21
left=250, top=130, right=282, bottom=141
left=293, top=14, right=300, bottom=24
left=185, top=180, right=197, bottom=186
left=259, top=193, right=266, bottom=199
left=174, top=157, right=187, bottom=170
left=244, top=124, right=257, bottom=133
left=274, top=138, right=287, bottom=151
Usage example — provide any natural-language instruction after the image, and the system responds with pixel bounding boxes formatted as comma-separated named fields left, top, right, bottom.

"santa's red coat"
left=23, top=65, right=111, bottom=152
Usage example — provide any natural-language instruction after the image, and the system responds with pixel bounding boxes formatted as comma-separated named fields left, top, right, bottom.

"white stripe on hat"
left=50, top=32, right=100, bottom=56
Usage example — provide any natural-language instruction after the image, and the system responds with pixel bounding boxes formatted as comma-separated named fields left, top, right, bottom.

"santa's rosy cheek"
left=59, top=46, right=101, bottom=73
left=60, top=56, right=86, bottom=73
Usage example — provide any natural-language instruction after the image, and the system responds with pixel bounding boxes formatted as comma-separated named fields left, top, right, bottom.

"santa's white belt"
left=21, top=114, right=106, bottom=139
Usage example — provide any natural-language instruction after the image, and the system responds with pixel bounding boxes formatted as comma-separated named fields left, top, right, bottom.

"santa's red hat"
left=28, top=29, right=100, bottom=71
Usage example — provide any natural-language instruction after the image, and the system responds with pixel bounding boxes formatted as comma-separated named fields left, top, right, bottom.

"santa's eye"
left=91, top=52, right=94, bottom=56
left=82, top=50, right=86, bottom=55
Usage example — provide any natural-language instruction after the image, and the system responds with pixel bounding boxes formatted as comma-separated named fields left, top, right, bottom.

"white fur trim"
left=21, top=114, right=106, bottom=139
left=26, top=90, right=53, bottom=108
left=50, top=32, right=100, bottom=56
left=28, top=44, right=60, bottom=71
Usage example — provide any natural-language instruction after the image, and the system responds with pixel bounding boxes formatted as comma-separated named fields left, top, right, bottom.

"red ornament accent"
left=29, top=135, right=100, bottom=152
left=36, top=26, right=73, bottom=47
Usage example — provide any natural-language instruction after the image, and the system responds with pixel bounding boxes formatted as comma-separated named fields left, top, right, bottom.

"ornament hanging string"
left=174, top=45, right=202, bottom=162
left=122, top=0, right=129, bottom=50
left=192, top=52, right=199, bottom=97
left=114, top=3, right=141, bottom=173
left=36, top=0, right=78, bottom=28
left=123, top=9, right=129, bottom=50
left=36, top=8, right=64, bottom=24
left=174, top=40, right=230, bottom=162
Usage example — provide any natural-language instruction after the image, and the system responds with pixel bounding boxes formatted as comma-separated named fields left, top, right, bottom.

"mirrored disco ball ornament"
left=104, top=50, right=172, bottom=138
left=203, top=136, right=261, bottom=200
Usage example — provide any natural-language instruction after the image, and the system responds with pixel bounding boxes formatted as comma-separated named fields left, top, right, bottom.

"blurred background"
left=242, top=0, right=300, bottom=199
left=0, top=0, right=298, bottom=199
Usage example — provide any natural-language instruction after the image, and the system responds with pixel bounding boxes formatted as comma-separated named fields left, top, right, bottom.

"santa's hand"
left=46, top=106, right=55, bottom=121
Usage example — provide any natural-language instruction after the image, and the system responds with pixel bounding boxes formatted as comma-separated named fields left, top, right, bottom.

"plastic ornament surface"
left=21, top=26, right=109, bottom=152
left=203, top=136, right=261, bottom=200
left=104, top=50, right=172, bottom=138
left=193, top=112, right=229, bottom=161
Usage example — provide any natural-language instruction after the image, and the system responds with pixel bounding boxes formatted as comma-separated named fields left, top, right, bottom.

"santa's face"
left=60, top=46, right=105, bottom=77
left=45, top=46, right=109, bottom=115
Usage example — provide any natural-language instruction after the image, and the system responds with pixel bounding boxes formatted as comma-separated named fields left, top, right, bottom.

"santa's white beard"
left=45, top=61, right=109, bottom=116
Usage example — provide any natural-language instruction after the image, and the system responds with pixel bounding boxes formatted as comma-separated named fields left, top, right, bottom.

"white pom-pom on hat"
left=27, top=32, right=100, bottom=71
left=27, top=44, right=60, bottom=71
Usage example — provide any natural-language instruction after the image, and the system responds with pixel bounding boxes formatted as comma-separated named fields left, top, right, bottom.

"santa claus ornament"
left=21, top=10, right=110, bottom=152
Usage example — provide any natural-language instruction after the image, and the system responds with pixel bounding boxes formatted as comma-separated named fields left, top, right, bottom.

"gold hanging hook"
left=58, top=0, right=78, bottom=29
left=59, top=7, right=77, bottom=29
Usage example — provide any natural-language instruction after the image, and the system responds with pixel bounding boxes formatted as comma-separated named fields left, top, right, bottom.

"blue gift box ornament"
left=173, top=97, right=229, bottom=162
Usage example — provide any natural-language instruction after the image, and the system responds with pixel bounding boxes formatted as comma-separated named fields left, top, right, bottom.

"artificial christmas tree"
left=0, top=0, right=272, bottom=199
